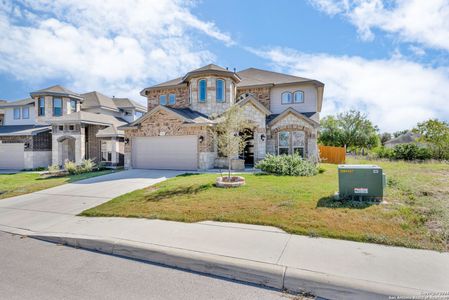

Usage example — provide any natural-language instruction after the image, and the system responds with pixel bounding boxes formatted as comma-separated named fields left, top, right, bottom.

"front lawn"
left=81, top=159, right=449, bottom=251
left=0, top=170, right=116, bottom=200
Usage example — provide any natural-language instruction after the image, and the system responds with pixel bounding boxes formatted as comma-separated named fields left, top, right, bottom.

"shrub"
left=64, top=160, right=78, bottom=175
left=256, top=154, right=318, bottom=176
left=372, top=146, right=393, bottom=159
left=48, top=164, right=60, bottom=174
left=392, top=144, right=431, bottom=160
left=80, top=159, right=96, bottom=173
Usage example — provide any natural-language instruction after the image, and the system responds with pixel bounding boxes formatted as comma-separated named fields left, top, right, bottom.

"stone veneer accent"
left=241, top=102, right=267, bottom=162
left=267, top=112, right=318, bottom=162
left=124, top=110, right=215, bottom=169
left=189, top=76, right=235, bottom=116
left=146, top=86, right=189, bottom=111
left=236, top=87, right=271, bottom=110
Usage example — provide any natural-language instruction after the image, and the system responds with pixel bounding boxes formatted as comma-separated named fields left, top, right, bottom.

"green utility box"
left=338, top=165, right=386, bottom=200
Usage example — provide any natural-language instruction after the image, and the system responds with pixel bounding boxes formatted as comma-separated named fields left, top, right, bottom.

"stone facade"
left=124, top=110, right=215, bottom=169
left=266, top=112, right=318, bottom=161
left=146, top=86, right=189, bottom=111
left=236, top=87, right=271, bottom=110
left=190, top=76, right=235, bottom=116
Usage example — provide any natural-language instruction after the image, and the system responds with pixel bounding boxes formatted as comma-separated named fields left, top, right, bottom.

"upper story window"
left=70, top=99, right=77, bottom=112
left=293, top=90, right=304, bottom=103
left=281, top=92, right=292, bottom=104
left=22, top=106, right=29, bottom=119
left=169, top=94, right=176, bottom=105
left=38, top=97, right=45, bottom=116
left=216, top=79, right=224, bottom=102
left=13, top=107, right=20, bottom=119
left=198, top=79, right=207, bottom=102
left=53, top=97, right=62, bottom=116
left=159, top=95, right=167, bottom=105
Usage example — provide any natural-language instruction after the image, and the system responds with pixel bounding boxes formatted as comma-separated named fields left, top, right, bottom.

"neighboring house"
left=0, top=85, right=146, bottom=170
left=384, top=132, right=422, bottom=148
left=121, top=64, right=324, bottom=170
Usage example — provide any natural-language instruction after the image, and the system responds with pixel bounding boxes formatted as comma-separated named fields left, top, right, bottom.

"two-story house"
left=0, top=85, right=146, bottom=170
left=122, top=64, right=324, bottom=170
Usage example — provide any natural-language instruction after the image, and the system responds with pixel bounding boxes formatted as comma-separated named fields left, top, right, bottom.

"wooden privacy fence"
left=319, top=145, right=346, bottom=164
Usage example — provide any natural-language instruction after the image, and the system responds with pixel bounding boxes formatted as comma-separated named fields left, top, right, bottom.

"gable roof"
left=0, top=98, right=35, bottom=108
left=267, top=108, right=319, bottom=127
left=30, top=85, right=83, bottom=100
left=237, top=94, right=271, bottom=115
left=236, top=68, right=324, bottom=87
left=121, top=106, right=214, bottom=129
left=80, top=91, right=119, bottom=112
left=0, top=125, right=51, bottom=136
left=112, top=97, right=147, bottom=112
left=385, top=132, right=421, bottom=146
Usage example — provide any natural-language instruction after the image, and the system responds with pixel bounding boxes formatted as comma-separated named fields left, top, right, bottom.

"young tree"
left=319, top=110, right=379, bottom=152
left=415, top=119, right=449, bottom=160
left=379, top=132, right=392, bottom=145
left=211, top=105, right=250, bottom=180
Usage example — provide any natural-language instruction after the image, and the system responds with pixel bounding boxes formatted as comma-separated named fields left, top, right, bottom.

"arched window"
left=216, top=79, right=225, bottom=102
left=281, top=92, right=292, bottom=104
left=294, top=90, right=304, bottom=103
left=198, top=79, right=207, bottom=102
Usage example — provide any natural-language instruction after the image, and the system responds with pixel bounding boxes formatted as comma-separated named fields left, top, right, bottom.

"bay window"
left=216, top=79, right=224, bottom=102
left=198, top=79, right=207, bottom=102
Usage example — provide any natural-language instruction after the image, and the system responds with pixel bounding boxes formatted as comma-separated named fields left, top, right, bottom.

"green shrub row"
left=373, top=144, right=433, bottom=160
left=256, top=154, right=318, bottom=176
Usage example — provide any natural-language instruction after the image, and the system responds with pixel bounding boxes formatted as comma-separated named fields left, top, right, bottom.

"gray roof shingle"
left=0, top=125, right=51, bottom=136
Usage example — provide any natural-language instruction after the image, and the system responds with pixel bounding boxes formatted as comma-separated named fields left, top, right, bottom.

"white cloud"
left=0, top=0, right=231, bottom=100
left=309, top=0, right=449, bottom=51
left=253, top=47, right=449, bottom=132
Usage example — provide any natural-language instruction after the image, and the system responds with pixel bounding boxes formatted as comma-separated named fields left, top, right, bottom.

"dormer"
left=30, top=85, right=83, bottom=124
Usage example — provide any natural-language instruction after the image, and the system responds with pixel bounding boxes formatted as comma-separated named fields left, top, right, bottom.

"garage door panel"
left=132, top=136, right=198, bottom=170
left=0, top=143, right=25, bottom=170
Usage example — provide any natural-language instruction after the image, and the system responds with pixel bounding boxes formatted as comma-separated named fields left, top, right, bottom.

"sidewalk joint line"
left=0, top=207, right=74, bottom=216
left=276, top=234, right=292, bottom=265
left=34, top=192, right=110, bottom=199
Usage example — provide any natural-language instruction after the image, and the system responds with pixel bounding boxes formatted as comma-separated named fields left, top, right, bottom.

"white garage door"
left=132, top=136, right=198, bottom=170
left=0, top=143, right=25, bottom=170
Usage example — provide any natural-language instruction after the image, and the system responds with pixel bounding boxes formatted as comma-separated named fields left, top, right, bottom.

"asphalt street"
left=0, top=232, right=308, bottom=300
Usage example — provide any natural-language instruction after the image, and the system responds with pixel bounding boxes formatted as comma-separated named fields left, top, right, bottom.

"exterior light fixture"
left=24, top=142, right=30, bottom=149
left=260, top=134, right=266, bottom=141
left=199, top=135, right=204, bottom=143
left=124, top=138, right=130, bottom=144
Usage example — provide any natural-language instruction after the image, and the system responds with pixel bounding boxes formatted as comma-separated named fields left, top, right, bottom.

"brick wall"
left=86, top=124, right=107, bottom=162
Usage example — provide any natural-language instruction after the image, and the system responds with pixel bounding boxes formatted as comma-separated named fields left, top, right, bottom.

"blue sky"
left=0, top=0, right=448, bottom=131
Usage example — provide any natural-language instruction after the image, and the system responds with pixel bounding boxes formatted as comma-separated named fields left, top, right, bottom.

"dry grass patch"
left=81, top=159, right=449, bottom=251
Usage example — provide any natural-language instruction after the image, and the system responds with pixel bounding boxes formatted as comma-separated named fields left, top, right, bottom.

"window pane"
left=38, top=97, right=45, bottom=116
left=278, top=131, right=290, bottom=147
left=199, top=79, right=207, bottom=102
left=22, top=107, right=29, bottom=119
left=159, top=95, right=167, bottom=105
left=279, top=148, right=289, bottom=155
left=292, top=131, right=305, bottom=147
left=53, top=98, right=62, bottom=116
left=281, top=92, right=292, bottom=104
left=294, top=147, right=304, bottom=157
left=70, top=99, right=77, bottom=112
left=216, top=79, right=224, bottom=102
left=294, top=91, right=304, bottom=103
left=169, top=94, right=176, bottom=105
left=14, top=108, right=20, bottom=119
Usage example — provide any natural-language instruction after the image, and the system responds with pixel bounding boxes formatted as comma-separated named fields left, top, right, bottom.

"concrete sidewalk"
left=1, top=170, right=448, bottom=299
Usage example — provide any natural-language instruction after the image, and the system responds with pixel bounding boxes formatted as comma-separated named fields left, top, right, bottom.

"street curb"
left=26, top=232, right=423, bottom=299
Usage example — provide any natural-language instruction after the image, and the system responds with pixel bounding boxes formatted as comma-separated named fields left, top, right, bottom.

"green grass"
left=0, top=170, right=116, bottom=200
left=81, top=159, right=449, bottom=251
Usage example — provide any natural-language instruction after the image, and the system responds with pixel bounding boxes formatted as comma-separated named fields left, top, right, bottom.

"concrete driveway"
left=0, top=169, right=183, bottom=232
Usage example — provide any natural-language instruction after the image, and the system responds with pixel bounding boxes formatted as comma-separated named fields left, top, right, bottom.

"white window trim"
left=13, top=107, right=21, bottom=119
left=281, top=92, right=292, bottom=104
left=293, top=90, right=304, bottom=103
left=22, top=106, right=29, bottom=119
left=198, top=79, right=207, bottom=103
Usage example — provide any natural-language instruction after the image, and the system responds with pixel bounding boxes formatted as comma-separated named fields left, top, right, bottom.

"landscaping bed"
left=81, top=159, right=449, bottom=251
left=0, top=170, right=116, bottom=200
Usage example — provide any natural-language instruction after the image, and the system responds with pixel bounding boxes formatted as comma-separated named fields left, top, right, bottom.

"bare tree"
left=211, top=105, right=250, bottom=180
